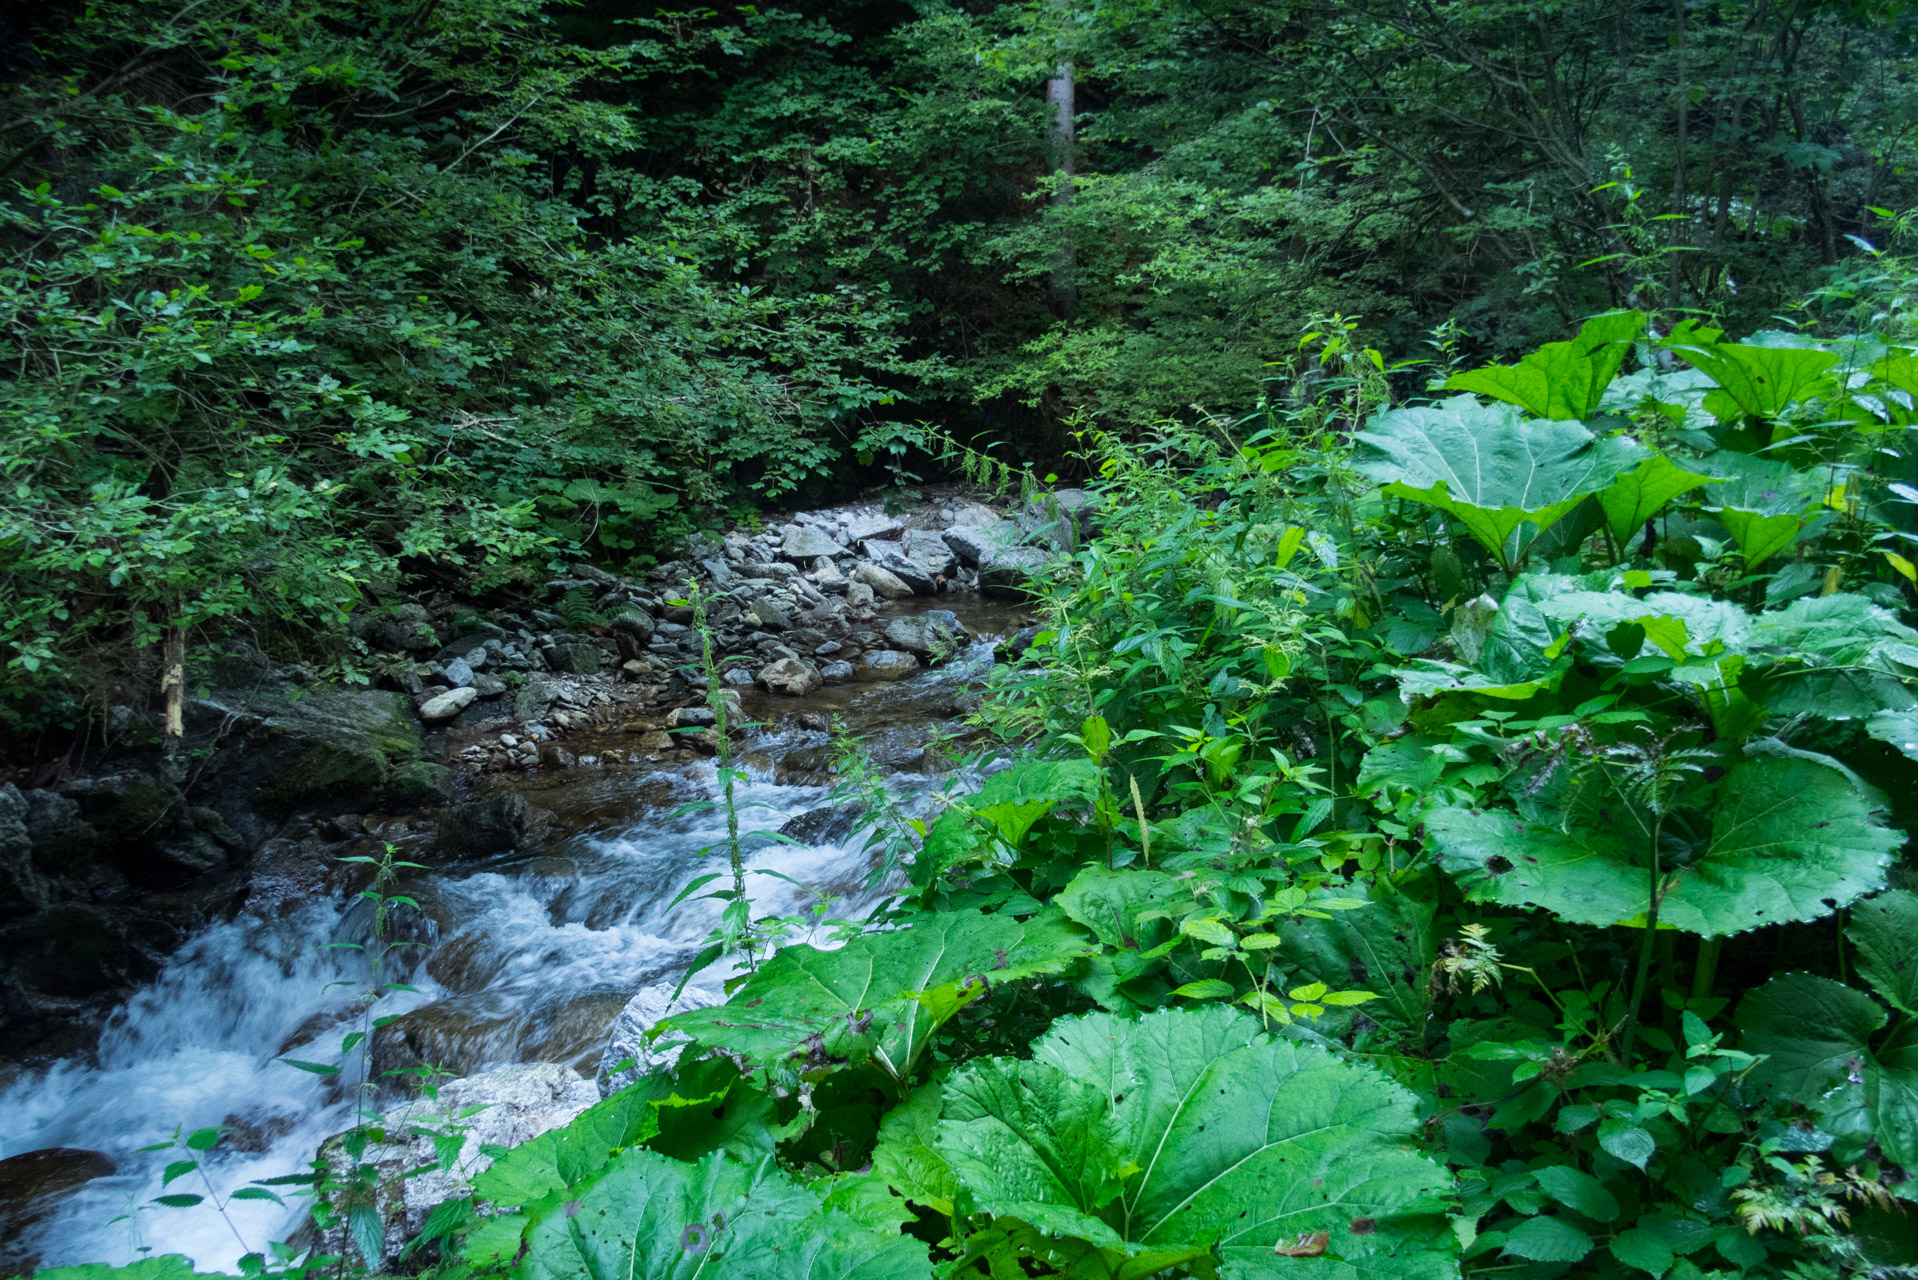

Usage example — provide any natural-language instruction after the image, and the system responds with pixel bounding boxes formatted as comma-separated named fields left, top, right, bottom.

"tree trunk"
left=1046, top=61, right=1076, bottom=318
left=161, top=621, right=186, bottom=772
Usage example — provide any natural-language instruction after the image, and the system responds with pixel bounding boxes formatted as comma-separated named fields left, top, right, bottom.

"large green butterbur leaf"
left=660, top=909, right=1094, bottom=1082
left=1596, top=455, right=1720, bottom=541
left=920, top=1007, right=1456, bottom=1280
left=1429, top=754, right=1898, bottom=935
left=1444, top=311, right=1645, bottom=420
left=1736, top=969, right=1918, bottom=1168
left=510, top=1148, right=930, bottom=1280
left=1668, top=340, right=1840, bottom=421
left=1702, top=452, right=1825, bottom=568
left=1355, top=399, right=1646, bottom=568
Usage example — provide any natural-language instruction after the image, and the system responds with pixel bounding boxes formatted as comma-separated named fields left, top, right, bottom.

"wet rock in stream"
left=0, top=1147, right=118, bottom=1274
left=596, top=983, right=724, bottom=1097
left=315, top=1063, right=598, bottom=1269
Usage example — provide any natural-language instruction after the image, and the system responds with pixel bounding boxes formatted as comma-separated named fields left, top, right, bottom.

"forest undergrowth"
left=43, top=245, right=1918, bottom=1280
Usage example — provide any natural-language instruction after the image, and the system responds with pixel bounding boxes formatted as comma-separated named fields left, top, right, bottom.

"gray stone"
left=819, top=659, right=855, bottom=683
left=376, top=603, right=439, bottom=652
left=758, top=657, right=823, bottom=696
left=471, top=672, right=507, bottom=698
left=905, top=528, right=959, bottom=576
left=438, top=793, right=555, bottom=855
left=316, top=1063, right=598, bottom=1269
left=883, top=610, right=969, bottom=661
left=809, top=557, right=848, bottom=593
left=846, top=580, right=876, bottom=607
left=851, top=560, right=914, bottom=600
left=514, top=677, right=559, bottom=721
left=747, top=595, right=791, bottom=630
left=439, top=656, right=475, bottom=688
left=780, top=524, right=844, bottom=561
left=419, top=687, right=478, bottom=722
left=860, top=650, right=921, bottom=680
left=668, top=705, right=717, bottom=728
left=778, top=804, right=869, bottom=846
left=597, top=984, right=725, bottom=1097
left=722, top=667, right=757, bottom=688
left=942, top=519, right=1016, bottom=568
left=861, top=542, right=938, bottom=595
left=0, top=785, right=48, bottom=919
left=546, top=642, right=601, bottom=675
left=979, top=543, right=1053, bottom=599
left=843, top=511, right=905, bottom=542
left=697, top=556, right=737, bottom=587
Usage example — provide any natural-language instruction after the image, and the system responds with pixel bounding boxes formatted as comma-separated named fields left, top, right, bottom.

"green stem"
left=1619, top=827, right=1664, bottom=1064
left=1691, top=936, right=1723, bottom=1003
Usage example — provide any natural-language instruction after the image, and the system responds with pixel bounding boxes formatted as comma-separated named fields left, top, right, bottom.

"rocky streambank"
left=0, top=485, right=1089, bottom=1061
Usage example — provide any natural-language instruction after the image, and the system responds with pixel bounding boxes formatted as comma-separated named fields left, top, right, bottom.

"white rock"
left=317, top=1062, right=597, bottom=1268
left=597, top=983, right=724, bottom=1097
left=419, top=686, right=478, bottom=721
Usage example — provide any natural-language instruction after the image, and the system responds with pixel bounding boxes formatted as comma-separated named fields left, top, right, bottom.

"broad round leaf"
left=926, top=1007, right=1454, bottom=1278
left=1431, top=755, right=1898, bottom=935
left=1354, top=398, right=1646, bottom=566
left=515, top=1148, right=930, bottom=1280
left=1850, top=890, right=1918, bottom=1014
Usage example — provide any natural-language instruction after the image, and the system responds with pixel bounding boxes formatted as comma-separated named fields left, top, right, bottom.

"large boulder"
left=859, top=649, right=921, bottom=681
left=860, top=541, right=937, bottom=595
left=0, top=1147, right=117, bottom=1271
left=375, top=602, right=439, bottom=652
left=0, top=786, right=49, bottom=920
left=437, top=792, right=555, bottom=856
left=883, top=610, right=969, bottom=661
left=758, top=657, right=823, bottom=697
left=979, top=543, right=1053, bottom=599
left=514, top=677, right=560, bottom=722
left=189, top=688, right=425, bottom=835
left=843, top=511, right=905, bottom=542
left=779, top=524, right=843, bottom=561
left=596, top=983, right=725, bottom=1097
left=903, top=528, right=959, bottom=578
left=315, top=1063, right=598, bottom=1270
left=943, top=519, right=1018, bottom=569
left=851, top=561, right=913, bottom=600
left=57, top=770, right=242, bottom=886
left=777, top=803, right=869, bottom=847
left=0, top=904, right=141, bottom=1000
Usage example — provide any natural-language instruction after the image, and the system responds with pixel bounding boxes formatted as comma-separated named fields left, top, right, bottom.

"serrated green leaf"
left=1610, top=1227, right=1675, bottom=1275
left=473, top=1073, right=678, bottom=1209
left=1737, top=972, right=1885, bottom=1102
left=1501, top=1215, right=1595, bottom=1262
left=1597, top=455, right=1721, bottom=540
left=1531, top=1165, right=1619, bottom=1222
left=1867, top=709, right=1918, bottom=761
left=661, top=908, right=1094, bottom=1082
left=931, top=1007, right=1454, bottom=1275
left=1430, top=754, right=1898, bottom=935
left=1597, top=1119, right=1655, bottom=1169
left=1670, top=341, right=1840, bottom=419
left=1849, top=890, right=1918, bottom=1014
left=1446, top=310, right=1645, bottom=419
left=511, top=1147, right=931, bottom=1280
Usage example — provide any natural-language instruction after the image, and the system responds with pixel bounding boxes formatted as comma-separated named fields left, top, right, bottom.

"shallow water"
left=0, top=608, right=1012, bottom=1272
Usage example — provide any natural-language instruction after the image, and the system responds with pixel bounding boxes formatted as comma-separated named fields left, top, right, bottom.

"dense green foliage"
left=10, top=0, right=1918, bottom=729
left=20, top=0, right=1918, bottom=1273
left=71, top=297, right=1918, bottom=1278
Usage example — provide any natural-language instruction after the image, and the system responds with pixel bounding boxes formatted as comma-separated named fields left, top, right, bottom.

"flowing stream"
left=0, top=606, right=1013, bottom=1273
